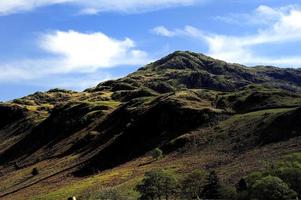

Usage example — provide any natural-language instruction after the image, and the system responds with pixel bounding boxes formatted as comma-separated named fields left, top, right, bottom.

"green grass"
left=95, top=100, right=121, bottom=108
left=221, top=107, right=294, bottom=126
left=215, top=84, right=301, bottom=113
left=3, top=106, right=301, bottom=200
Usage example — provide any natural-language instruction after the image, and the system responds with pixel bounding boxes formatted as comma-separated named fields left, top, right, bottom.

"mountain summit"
left=1, top=51, right=301, bottom=199
left=92, top=51, right=301, bottom=94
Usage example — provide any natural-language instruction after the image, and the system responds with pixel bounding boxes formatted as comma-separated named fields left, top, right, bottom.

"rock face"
left=1, top=51, right=301, bottom=198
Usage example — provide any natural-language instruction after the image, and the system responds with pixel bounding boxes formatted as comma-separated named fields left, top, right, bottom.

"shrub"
left=236, top=178, right=248, bottom=192
left=202, top=171, right=222, bottom=199
left=32, top=168, right=39, bottom=176
left=273, top=167, right=301, bottom=197
left=236, top=153, right=301, bottom=199
left=250, top=176, right=297, bottom=200
left=151, top=148, right=163, bottom=160
left=277, top=153, right=301, bottom=169
left=180, top=170, right=207, bottom=199
left=96, top=187, right=128, bottom=200
left=219, top=184, right=237, bottom=199
left=244, top=171, right=264, bottom=188
left=136, top=170, right=178, bottom=200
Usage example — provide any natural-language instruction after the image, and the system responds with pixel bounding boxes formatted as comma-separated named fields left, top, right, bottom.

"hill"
left=1, top=51, right=301, bottom=199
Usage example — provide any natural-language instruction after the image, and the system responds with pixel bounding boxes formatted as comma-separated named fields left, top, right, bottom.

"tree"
left=31, top=168, right=39, bottom=176
left=202, top=171, right=221, bottom=199
left=250, top=176, right=297, bottom=200
left=96, top=187, right=128, bottom=200
left=136, top=170, right=178, bottom=200
left=273, top=167, right=301, bottom=197
left=151, top=148, right=163, bottom=160
left=244, top=171, right=264, bottom=187
left=162, top=172, right=178, bottom=200
left=236, top=178, right=248, bottom=192
left=180, top=170, right=207, bottom=199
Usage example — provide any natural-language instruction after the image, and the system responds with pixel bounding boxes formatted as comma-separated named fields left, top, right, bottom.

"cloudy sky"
left=1, top=0, right=301, bottom=101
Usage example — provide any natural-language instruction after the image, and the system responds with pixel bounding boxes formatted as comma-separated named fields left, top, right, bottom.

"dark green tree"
left=202, top=170, right=221, bottom=199
left=180, top=170, right=207, bottom=199
left=31, top=168, right=39, bottom=176
left=136, top=170, right=178, bottom=200
left=244, top=171, right=264, bottom=187
left=236, top=178, right=248, bottom=192
left=162, top=173, right=178, bottom=200
left=235, top=178, right=250, bottom=200
left=273, top=167, right=301, bottom=197
left=250, top=176, right=297, bottom=200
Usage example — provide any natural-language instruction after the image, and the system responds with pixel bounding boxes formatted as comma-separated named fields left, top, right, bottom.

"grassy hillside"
left=1, top=51, right=301, bottom=199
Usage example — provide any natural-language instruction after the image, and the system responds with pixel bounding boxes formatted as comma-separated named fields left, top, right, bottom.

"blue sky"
left=0, top=0, right=301, bottom=101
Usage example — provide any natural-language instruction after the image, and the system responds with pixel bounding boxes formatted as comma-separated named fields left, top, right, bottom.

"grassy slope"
left=2, top=107, right=301, bottom=200
left=2, top=51, right=301, bottom=199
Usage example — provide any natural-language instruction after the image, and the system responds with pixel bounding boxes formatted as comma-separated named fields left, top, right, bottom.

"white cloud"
left=0, top=0, right=69, bottom=15
left=152, top=25, right=206, bottom=38
left=152, top=26, right=176, bottom=37
left=153, top=5, right=301, bottom=67
left=41, top=30, right=149, bottom=72
left=0, top=0, right=200, bottom=15
left=214, top=4, right=299, bottom=26
left=0, top=30, right=150, bottom=85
